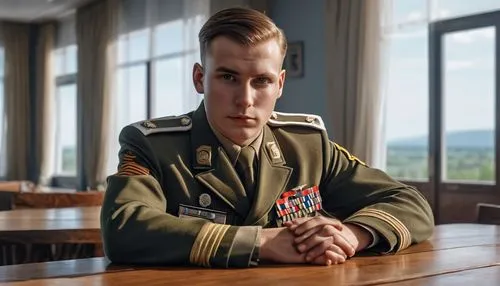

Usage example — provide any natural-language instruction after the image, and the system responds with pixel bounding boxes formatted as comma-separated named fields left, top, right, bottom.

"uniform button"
left=142, top=120, right=157, bottom=129
left=305, top=116, right=315, bottom=123
left=199, top=193, right=212, bottom=207
left=181, top=117, right=191, bottom=126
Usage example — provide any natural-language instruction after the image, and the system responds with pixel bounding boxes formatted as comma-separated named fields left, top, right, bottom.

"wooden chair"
left=476, top=203, right=500, bottom=224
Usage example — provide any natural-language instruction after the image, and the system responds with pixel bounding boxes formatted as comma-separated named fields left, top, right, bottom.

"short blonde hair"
left=198, top=7, right=287, bottom=64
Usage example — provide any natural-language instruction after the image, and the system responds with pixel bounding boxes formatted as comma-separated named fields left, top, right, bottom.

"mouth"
left=228, top=115, right=256, bottom=120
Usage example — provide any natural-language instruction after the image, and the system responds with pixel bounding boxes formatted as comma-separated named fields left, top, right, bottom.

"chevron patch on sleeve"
left=116, top=152, right=150, bottom=176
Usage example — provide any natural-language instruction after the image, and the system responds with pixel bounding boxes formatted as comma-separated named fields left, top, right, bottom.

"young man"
left=101, top=7, right=434, bottom=268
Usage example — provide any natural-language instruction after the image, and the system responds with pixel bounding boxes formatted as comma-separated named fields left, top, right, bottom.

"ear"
left=277, top=69, right=286, bottom=98
left=192, top=63, right=205, bottom=94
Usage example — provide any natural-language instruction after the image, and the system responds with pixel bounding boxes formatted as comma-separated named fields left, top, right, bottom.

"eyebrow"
left=215, top=67, right=240, bottom=75
left=254, top=73, right=274, bottom=78
left=214, top=67, right=275, bottom=78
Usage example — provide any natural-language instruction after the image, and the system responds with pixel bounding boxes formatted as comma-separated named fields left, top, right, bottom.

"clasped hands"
left=259, top=216, right=372, bottom=266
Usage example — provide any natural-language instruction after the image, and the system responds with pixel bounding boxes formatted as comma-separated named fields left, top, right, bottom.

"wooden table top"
left=0, top=206, right=101, bottom=244
left=1, top=223, right=499, bottom=285
left=0, top=188, right=103, bottom=210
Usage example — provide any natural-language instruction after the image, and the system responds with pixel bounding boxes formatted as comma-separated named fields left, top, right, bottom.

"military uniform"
left=101, top=102, right=434, bottom=268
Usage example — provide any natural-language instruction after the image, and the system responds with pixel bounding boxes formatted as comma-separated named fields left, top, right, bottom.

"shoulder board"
left=267, top=111, right=325, bottom=131
left=131, top=115, right=192, bottom=136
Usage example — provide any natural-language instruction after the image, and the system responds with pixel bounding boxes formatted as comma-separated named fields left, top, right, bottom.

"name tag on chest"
left=178, top=204, right=227, bottom=224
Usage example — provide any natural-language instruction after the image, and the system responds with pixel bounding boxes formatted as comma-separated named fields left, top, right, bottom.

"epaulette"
left=267, top=111, right=325, bottom=131
left=131, top=115, right=192, bottom=136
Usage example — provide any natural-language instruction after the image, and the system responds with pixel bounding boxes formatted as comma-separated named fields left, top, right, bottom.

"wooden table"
left=1, top=223, right=499, bottom=285
left=0, top=188, right=103, bottom=211
left=0, top=207, right=101, bottom=265
left=0, top=207, right=101, bottom=244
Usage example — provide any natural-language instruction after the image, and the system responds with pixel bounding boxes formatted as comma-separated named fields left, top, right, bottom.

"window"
left=54, top=83, right=77, bottom=175
left=116, top=64, right=148, bottom=128
left=442, top=27, right=495, bottom=182
left=54, top=45, right=77, bottom=175
left=108, top=0, right=209, bottom=174
left=383, top=1, right=429, bottom=181
left=0, top=46, right=4, bottom=135
left=382, top=1, right=500, bottom=182
left=431, top=0, right=500, bottom=20
left=53, top=16, right=78, bottom=176
left=0, top=46, right=5, bottom=177
left=116, top=1, right=207, bottom=121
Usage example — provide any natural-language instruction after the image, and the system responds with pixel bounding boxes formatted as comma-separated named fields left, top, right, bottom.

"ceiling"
left=0, top=0, right=94, bottom=22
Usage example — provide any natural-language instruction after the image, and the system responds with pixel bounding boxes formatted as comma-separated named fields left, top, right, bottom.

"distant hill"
left=388, top=129, right=494, bottom=148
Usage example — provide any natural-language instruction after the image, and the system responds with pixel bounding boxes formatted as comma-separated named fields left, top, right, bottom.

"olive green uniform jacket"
left=101, top=102, right=434, bottom=268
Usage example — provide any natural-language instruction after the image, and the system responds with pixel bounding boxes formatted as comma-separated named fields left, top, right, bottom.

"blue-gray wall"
left=269, top=0, right=330, bottom=132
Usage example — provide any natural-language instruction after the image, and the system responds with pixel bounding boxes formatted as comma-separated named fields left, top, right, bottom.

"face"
left=192, top=36, right=286, bottom=146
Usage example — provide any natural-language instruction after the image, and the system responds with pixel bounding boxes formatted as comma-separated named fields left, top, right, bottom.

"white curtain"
left=77, top=0, right=119, bottom=190
left=34, top=23, right=56, bottom=187
left=325, top=0, right=389, bottom=168
left=374, top=0, right=393, bottom=170
left=352, top=0, right=392, bottom=169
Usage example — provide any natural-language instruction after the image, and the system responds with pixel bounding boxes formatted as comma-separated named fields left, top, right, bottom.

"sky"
left=385, top=0, right=500, bottom=142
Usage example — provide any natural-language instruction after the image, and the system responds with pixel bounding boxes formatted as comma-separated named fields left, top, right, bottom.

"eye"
left=254, top=77, right=272, bottom=85
left=222, top=74, right=235, bottom=81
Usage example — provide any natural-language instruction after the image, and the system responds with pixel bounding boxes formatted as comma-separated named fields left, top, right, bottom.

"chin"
left=227, top=130, right=258, bottom=145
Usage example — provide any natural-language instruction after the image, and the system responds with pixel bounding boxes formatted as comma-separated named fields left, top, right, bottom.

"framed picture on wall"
left=284, top=41, right=304, bottom=78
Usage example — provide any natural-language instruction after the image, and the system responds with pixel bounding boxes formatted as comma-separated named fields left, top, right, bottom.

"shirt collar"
left=207, top=118, right=263, bottom=166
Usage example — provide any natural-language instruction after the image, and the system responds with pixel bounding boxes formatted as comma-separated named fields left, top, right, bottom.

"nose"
left=234, top=82, right=254, bottom=107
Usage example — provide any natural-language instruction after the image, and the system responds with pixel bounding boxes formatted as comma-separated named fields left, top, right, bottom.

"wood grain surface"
left=0, top=224, right=498, bottom=285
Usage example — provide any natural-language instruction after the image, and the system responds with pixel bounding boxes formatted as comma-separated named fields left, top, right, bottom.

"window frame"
left=53, top=74, right=77, bottom=178
left=117, top=31, right=199, bottom=120
left=52, top=44, right=78, bottom=186
left=0, top=47, right=5, bottom=180
left=429, top=10, right=500, bottom=193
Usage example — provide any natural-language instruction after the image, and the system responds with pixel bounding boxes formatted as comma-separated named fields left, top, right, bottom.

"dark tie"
left=236, top=146, right=256, bottom=202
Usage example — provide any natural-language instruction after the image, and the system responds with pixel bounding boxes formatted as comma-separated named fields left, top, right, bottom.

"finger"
left=283, top=219, right=303, bottom=228
left=306, top=239, right=345, bottom=262
left=294, top=216, right=343, bottom=235
left=294, top=216, right=323, bottom=235
left=298, top=235, right=332, bottom=256
left=294, top=225, right=323, bottom=244
left=311, top=249, right=345, bottom=266
left=288, top=216, right=315, bottom=231
left=325, top=250, right=346, bottom=264
left=332, top=233, right=356, bottom=257
left=311, top=254, right=332, bottom=266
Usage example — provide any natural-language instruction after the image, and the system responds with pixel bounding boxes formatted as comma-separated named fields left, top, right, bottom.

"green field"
left=386, top=146, right=494, bottom=181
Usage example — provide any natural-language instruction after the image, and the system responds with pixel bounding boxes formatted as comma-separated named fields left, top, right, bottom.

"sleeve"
left=319, top=140, right=434, bottom=254
left=100, top=126, right=261, bottom=268
left=347, top=222, right=380, bottom=249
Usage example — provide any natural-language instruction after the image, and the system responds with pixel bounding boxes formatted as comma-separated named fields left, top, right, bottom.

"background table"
left=0, top=207, right=101, bottom=265
left=0, top=206, right=101, bottom=244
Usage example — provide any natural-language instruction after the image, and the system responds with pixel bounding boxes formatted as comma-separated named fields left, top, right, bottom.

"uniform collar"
left=208, top=121, right=263, bottom=166
left=191, top=101, right=292, bottom=220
